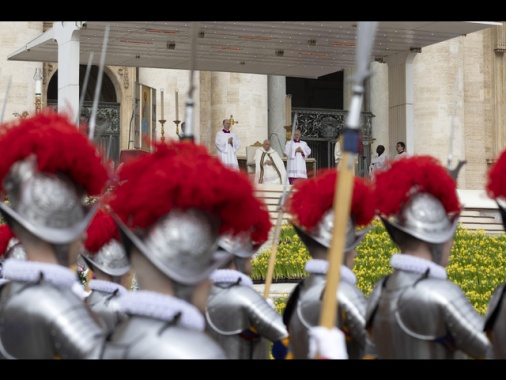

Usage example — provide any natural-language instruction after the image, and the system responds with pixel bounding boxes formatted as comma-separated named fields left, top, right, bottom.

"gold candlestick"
left=159, top=119, right=166, bottom=142
left=34, top=95, right=43, bottom=114
left=174, top=120, right=181, bottom=137
left=284, top=124, right=292, bottom=141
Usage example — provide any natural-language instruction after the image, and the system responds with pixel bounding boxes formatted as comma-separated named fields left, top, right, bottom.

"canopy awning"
left=7, top=21, right=501, bottom=79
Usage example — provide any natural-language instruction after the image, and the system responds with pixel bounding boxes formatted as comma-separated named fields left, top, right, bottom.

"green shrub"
left=252, top=218, right=506, bottom=315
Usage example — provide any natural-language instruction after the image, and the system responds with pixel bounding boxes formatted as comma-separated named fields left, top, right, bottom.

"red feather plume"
left=0, top=224, right=14, bottom=258
left=486, top=148, right=506, bottom=200
left=0, top=111, right=109, bottom=196
left=373, top=155, right=461, bottom=217
left=286, top=168, right=375, bottom=230
left=109, top=140, right=269, bottom=238
left=84, top=208, right=120, bottom=254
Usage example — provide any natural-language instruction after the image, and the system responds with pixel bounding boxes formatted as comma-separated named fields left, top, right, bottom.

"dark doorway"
left=287, top=71, right=344, bottom=172
left=47, top=65, right=117, bottom=103
left=287, top=71, right=343, bottom=110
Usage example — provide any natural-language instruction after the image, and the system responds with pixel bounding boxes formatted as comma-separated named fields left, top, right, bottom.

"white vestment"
left=394, top=151, right=409, bottom=160
left=215, top=130, right=240, bottom=170
left=369, top=154, right=387, bottom=180
left=254, top=147, right=287, bottom=185
left=285, top=140, right=311, bottom=179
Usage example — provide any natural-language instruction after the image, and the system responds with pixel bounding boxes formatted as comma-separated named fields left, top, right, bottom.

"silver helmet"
left=115, top=208, right=229, bottom=285
left=217, top=232, right=257, bottom=273
left=381, top=192, right=459, bottom=245
left=81, top=239, right=130, bottom=278
left=218, top=232, right=256, bottom=259
left=293, top=209, right=370, bottom=253
left=0, top=155, right=97, bottom=245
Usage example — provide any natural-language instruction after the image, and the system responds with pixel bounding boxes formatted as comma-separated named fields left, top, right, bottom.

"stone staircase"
left=253, top=183, right=292, bottom=226
left=458, top=208, right=503, bottom=235
left=457, top=190, right=504, bottom=235
left=254, top=185, right=505, bottom=237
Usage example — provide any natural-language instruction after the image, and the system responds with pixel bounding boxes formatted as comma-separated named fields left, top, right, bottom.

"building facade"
left=1, top=21, right=505, bottom=191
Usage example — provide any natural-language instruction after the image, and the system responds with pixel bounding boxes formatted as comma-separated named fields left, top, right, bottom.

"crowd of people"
left=1, top=109, right=506, bottom=360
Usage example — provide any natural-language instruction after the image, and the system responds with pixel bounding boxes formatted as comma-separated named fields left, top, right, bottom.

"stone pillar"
left=369, top=61, right=390, bottom=157
left=268, top=75, right=286, bottom=156
left=492, top=23, right=506, bottom=160
left=343, top=64, right=389, bottom=173
left=209, top=72, right=268, bottom=157
left=53, top=22, right=82, bottom=119
left=385, top=51, right=418, bottom=158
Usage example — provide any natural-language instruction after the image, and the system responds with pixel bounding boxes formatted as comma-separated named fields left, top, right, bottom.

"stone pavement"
left=252, top=282, right=297, bottom=299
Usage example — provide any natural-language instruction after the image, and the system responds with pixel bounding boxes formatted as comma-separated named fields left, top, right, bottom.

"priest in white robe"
left=254, top=139, right=287, bottom=185
left=215, top=118, right=240, bottom=170
left=284, top=129, right=311, bottom=184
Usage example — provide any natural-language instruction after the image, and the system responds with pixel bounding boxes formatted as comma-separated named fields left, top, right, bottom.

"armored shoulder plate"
left=0, top=281, right=105, bottom=359
left=205, top=284, right=288, bottom=359
left=296, top=278, right=326, bottom=329
left=339, top=281, right=371, bottom=359
left=396, top=278, right=482, bottom=339
left=366, top=271, right=490, bottom=359
left=206, top=284, right=287, bottom=339
left=102, top=316, right=227, bottom=359
left=86, top=290, right=126, bottom=333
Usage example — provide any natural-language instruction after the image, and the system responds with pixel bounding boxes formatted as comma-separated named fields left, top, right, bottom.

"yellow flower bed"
left=253, top=218, right=506, bottom=316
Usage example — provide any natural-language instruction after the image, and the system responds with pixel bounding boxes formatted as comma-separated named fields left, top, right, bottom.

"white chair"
left=246, top=142, right=262, bottom=175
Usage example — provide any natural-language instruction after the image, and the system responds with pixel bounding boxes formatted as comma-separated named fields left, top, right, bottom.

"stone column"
left=53, top=22, right=83, bottom=119
left=369, top=61, right=389, bottom=157
left=209, top=72, right=268, bottom=158
left=492, top=23, right=506, bottom=160
left=343, top=64, right=389, bottom=173
left=268, top=75, right=286, bottom=156
left=384, top=51, right=418, bottom=158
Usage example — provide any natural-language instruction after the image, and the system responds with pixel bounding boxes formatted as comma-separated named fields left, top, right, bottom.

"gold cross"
left=230, top=114, right=239, bottom=127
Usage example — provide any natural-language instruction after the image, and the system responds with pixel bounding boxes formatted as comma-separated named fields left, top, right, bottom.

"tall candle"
left=160, top=89, right=164, bottom=120
left=285, top=94, right=292, bottom=126
left=35, top=79, right=42, bottom=95
left=175, top=89, right=179, bottom=121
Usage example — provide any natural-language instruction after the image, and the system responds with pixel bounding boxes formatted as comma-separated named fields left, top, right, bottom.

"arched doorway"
left=47, top=65, right=121, bottom=163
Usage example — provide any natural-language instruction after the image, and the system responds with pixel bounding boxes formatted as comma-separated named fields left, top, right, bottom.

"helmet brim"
left=0, top=202, right=98, bottom=245
left=113, top=214, right=229, bottom=285
left=80, top=248, right=131, bottom=278
left=380, top=215, right=458, bottom=245
left=292, top=222, right=370, bottom=252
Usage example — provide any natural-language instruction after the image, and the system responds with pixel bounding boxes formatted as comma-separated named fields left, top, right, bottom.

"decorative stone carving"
left=43, top=63, right=53, bottom=85
left=118, top=67, right=130, bottom=89
left=293, top=108, right=373, bottom=143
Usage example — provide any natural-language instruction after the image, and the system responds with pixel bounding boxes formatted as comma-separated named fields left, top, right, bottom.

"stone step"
left=254, top=185, right=506, bottom=237
left=459, top=222, right=504, bottom=233
left=459, top=215, right=497, bottom=223
left=460, top=210, right=484, bottom=217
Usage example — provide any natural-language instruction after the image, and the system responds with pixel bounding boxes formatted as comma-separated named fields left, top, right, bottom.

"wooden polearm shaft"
left=318, top=22, right=378, bottom=332
left=263, top=207, right=284, bottom=299
left=263, top=113, right=297, bottom=299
